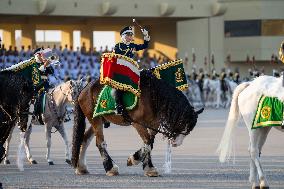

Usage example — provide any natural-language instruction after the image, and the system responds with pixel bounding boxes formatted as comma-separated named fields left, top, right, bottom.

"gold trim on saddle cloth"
left=100, top=52, right=141, bottom=97
left=152, top=59, right=189, bottom=91
left=4, top=58, right=37, bottom=72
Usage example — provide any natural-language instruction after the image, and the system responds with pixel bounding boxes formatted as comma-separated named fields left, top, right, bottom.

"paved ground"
left=0, top=108, right=283, bottom=189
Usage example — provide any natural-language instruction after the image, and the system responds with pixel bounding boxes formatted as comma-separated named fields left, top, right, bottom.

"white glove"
left=38, top=65, right=46, bottom=72
left=141, top=29, right=150, bottom=41
left=141, top=29, right=148, bottom=36
left=144, top=35, right=150, bottom=42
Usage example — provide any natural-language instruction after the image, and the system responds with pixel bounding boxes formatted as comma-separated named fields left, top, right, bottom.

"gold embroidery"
left=175, top=68, right=184, bottom=83
left=261, top=106, right=271, bottom=119
left=32, top=66, right=40, bottom=85
left=100, top=100, right=107, bottom=109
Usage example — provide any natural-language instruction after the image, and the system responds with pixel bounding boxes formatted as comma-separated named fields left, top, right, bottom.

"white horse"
left=184, top=79, right=203, bottom=107
left=203, top=78, right=221, bottom=108
left=222, top=78, right=238, bottom=108
left=4, top=80, right=83, bottom=165
left=217, top=75, right=284, bottom=189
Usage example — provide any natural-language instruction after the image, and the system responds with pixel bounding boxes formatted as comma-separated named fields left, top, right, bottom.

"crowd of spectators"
left=0, top=44, right=163, bottom=86
left=1, top=44, right=282, bottom=86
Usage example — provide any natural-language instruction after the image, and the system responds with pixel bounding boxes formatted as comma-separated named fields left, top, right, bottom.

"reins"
left=0, top=105, right=17, bottom=124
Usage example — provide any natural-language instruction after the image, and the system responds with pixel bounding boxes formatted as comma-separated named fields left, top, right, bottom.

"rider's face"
left=125, top=32, right=134, bottom=42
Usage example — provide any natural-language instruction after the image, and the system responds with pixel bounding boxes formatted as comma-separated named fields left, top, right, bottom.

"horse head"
left=170, top=107, right=204, bottom=147
left=62, top=79, right=84, bottom=104
left=140, top=70, right=204, bottom=147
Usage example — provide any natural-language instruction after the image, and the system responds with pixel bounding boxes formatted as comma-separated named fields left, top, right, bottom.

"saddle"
left=96, top=53, right=189, bottom=119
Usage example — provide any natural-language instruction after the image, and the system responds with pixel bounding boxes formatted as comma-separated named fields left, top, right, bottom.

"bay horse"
left=4, top=80, right=83, bottom=165
left=0, top=71, right=34, bottom=163
left=217, top=75, right=284, bottom=189
left=72, top=70, right=204, bottom=177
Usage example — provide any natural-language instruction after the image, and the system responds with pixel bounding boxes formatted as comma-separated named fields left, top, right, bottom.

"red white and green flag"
left=100, top=53, right=140, bottom=96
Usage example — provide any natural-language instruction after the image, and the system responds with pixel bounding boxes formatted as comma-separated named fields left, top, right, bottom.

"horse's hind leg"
left=93, top=121, right=119, bottom=176
left=128, top=123, right=159, bottom=177
left=75, top=126, right=94, bottom=175
left=249, top=128, right=270, bottom=189
left=4, top=125, right=15, bottom=164
left=56, top=124, right=71, bottom=165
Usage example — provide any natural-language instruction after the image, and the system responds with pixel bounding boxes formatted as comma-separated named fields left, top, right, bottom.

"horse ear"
left=70, top=80, right=73, bottom=86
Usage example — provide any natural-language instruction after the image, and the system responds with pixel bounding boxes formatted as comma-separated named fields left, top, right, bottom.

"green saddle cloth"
left=93, top=85, right=138, bottom=118
left=252, top=95, right=284, bottom=129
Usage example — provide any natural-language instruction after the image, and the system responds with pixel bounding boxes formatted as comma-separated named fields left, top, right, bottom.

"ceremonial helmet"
left=120, top=26, right=134, bottom=36
left=279, top=41, right=284, bottom=63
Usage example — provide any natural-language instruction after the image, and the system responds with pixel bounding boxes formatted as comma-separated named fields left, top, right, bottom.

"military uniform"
left=114, top=41, right=149, bottom=59
left=113, top=26, right=150, bottom=116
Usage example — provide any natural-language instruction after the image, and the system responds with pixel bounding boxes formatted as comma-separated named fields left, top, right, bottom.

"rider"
left=113, top=26, right=150, bottom=115
left=33, top=48, right=55, bottom=123
left=2, top=47, right=58, bottom=130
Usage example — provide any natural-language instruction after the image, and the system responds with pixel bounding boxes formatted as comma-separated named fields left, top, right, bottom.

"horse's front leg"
left=94, top=123, right=119, bottom=176
left=45, top=124, right=54, bottom=165
left=24, top=124, right=37, bottom=164
left=128, top=123, right=158, bottom=177
left=4, top=125, right=15, bottom=164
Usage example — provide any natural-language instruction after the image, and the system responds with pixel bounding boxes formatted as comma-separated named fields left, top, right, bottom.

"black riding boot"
left=115, top=90, right=124, bottom=115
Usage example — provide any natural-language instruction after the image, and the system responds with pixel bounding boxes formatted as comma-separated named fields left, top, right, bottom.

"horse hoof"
left=30, top=160, right=38, bottom=164
left=127, top=155, right=139, bottom=166
left=75, top=168, right=89, bottom=175
left=260, top=187, right=269, bottom=189
left=4, top=160, right=10, bottom=164
left=144, top=167, right=159, bottom=177
left=48, top=161, right=54, bottom=165
left=252, top=186, right=260, bottom=189
left=65, top=159, right=72, bottom=165
left=106, top=165, right=119, bottom=176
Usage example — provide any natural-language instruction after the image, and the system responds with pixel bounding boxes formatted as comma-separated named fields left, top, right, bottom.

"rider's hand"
left=141, top=29, right=150, bottom=41
left=38, top=65, right=46, bottom=72
left=141, top=29, right=148, bottom=36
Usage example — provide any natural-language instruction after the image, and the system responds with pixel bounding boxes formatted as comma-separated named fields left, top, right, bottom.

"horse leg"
left=24, top=124, right=37, bottom=164
left=45, top=124, right=54, bottom=165
left=56, top=124, right=71, bottom=165
left=249, top=141, right=259, bottom=189
left=4, top=125, right=15, bottom=164
left=75, top=126, right=94, bottom=175
left=93, top=123, right=119, bottom=176
left=128, top=123, right=158, bottom=177
left=257, top=127, right=271, bottom=189
left=249, top=128, right=270, bottom=189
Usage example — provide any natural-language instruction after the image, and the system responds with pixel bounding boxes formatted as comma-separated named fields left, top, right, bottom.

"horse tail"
left=71, top=100, right=86, bottom=168
left=217, top=82, right=250, bottom=163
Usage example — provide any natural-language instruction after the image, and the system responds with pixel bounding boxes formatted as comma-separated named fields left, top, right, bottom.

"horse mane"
left=139, top=70, right=198, bottom=139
